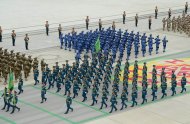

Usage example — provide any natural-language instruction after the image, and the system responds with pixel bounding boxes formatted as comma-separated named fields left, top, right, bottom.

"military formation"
left=163, top=14, right=190, bottom=37
left=0, top=48, right=40, bottom=84
left=31, top=52, right=188, bottom=114
left=61, top=27, right=168, bottom=61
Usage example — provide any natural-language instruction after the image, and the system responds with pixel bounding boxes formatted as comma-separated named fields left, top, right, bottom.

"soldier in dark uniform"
left=85, top=16, right=89, bottom=30
left=18, top=77, right=24, bottom=95
left=45, top=21, right=49, bottom=36
left=185, top=2, right=188, bottom=14
left=98, top=19, right=102, bottom=31
left=1, top=87, right=8, bottom=110
left=41, top=85, right=47, bottom=103
left=0, top=26, right=2, bottom=42
left=135, top=14, right=138, bottom=27
left=168, top=8, right=171, bottom=18
left=10, top=91, right=20, bottom=114
left=181, top=73, right=187, bottom=93
left=24, top=34, right=29, bottom=50
left=155, top=6, right=158, bottom=19
left=120, top=90, right=128, bottom=110
left=58, top=24, right=62, bottom=38
left=123, top=11, right=126, bottom=24
left=11, top=30, right=16, bottom=46
left=148, top=16, right=152, bottom=30
left=64, top=93, right=73, bottom=114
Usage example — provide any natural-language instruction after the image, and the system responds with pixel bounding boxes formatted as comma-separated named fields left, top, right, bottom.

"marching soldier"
left=167, top=18, right=171, bottom=31
left=10, top=91, right=20, bottom=114
left=98, top=19, right=102, bottom=31
left=45, top=21, right=49, bottom=36
left=123, top=11, right=126, bottom=24
left=148, top=16, right=152, bottom=30
left=172, top=17, right=176, bottom=32
left=141, top=84, right=147, bottom=104
left=109, top=93, right=117, bottom=113
left=0, top=26, right=2, bottom=42
left=100, top=90, right=108, bottom=109
left=1, top=87, right=8, bottom=110
left=85, top=16, right=89, bottom=30
left=131, top=87, right=138, bottom=107
left=161, top=75, right=167, bottom=99
left=24, top=34, right=29, bottom=50
left=18, top=77, right=24, bottom=95
left=120, top=90, right=128, bottom=110
left=155, top=6, right=158, bottom=19
left=11, top=30, right=16, bottom=46
left=135, top=14, right=138, bottom=27
left=181, top=73, right=187, bottom=93
left=171, top=71, right=177, bottom=96
left=41, top=85, right=47, bottom=103
left=58, top=24, right=62, bottom=38
left=64, top=93, right=73, bottom=114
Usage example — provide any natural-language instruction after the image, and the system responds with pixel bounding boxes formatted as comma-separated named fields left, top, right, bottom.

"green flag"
left=95, top=37, right=101, bottom=52
left=8, top=71, right=14, bottom=91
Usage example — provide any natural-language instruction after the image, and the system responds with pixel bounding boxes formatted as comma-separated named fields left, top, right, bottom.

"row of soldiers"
left=0, top=48, right=40, bottom=83
left=32, top=52, right=188, bottom=114
left=163, top=14, right=190, bottom=37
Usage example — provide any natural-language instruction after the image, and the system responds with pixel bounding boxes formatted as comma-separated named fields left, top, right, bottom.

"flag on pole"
left=8, top=71, right=14, bottom=91
left=95, top=37, right=101, bottom=53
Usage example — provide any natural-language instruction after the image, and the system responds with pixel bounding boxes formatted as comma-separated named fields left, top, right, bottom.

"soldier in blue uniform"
left=120, top=90, right=128, bottom=110
left=162, top=36, right=168, bottom=52
left=64, top=93, right=73, bottom=114
left=18, top=77, right=24, bottom=95
left=148, top=34, right=154, bottom=55
left=154, top=35, right=160, bottom=54
left=181, top=73, right=187, bottom=93
left=10, top=91, right=20, bottom=114
left=109, top=93, right=117, bottom=113
left=41, top=85, right=47, bottom=103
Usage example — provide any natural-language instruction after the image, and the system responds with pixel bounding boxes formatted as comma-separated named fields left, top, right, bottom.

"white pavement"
left=86, top=93, right=190, bottom=124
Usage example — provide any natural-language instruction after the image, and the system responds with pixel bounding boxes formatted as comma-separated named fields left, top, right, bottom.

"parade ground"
left=1, top=0, right=190, bottom=124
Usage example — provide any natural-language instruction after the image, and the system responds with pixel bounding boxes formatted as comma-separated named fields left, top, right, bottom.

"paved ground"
left=0, top=50, right=190, bottom=124
left=0, top=1, right=190, bottom=124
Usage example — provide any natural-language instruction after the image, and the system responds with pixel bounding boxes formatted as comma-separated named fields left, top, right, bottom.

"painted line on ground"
left=0, top=115, right=16, bottom=124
